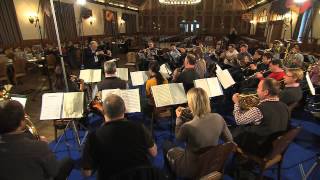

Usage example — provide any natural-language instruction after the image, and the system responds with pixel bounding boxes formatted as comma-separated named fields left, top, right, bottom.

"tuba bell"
left=238, top=93, right=260, bottom=111
left=24, top=114, right=40, bottom=140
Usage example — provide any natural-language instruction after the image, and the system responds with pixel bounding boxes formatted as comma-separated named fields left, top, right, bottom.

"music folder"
left=102, top=89, right=141, bottom=113
left=216, top=69, right=235, bottom=89
left=194, top=78, right=223, bottom=98
left=116, top=68, right=129, bottom=81
left=151, top=83, right=187, bottom=107
left=40, top=92, right=84, bottom=120
left=130, top=71, right=149, bottom=86
left=79, top=69, right=101, bottom=83
left=160, top=63, right=172, bottom=79
left=306, top=72, right=316, bottom=95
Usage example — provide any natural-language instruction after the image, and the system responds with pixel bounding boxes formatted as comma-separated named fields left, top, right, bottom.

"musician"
left=169, top=43, right=181, bottom=66
left=237, top=43, right=252, bottom=61
left=163, top=88, right=233, bottom=178
left=172, top=54, right=200, bottom=92
left=54, top=65, right=84, bottom=92
left=221, top=44, right=238, bottom=66
left=83, top=41, right=105, bottom=69
left=82, top=94, right=157, bottom=179
left=232, top=78, right=289, bottom=156
left=257, top=51, right=272, bottom=72
left=285, top=44, right=304, bottom=68
left=97, top=61, right=126, bottom=91
left=0, top=101, right=74, bottom=180
left=252, top=49, right=264, bottom=62
left=138, top=41, right=159, bottom=70
left=279, top=68, right=303, bottom=106
left=146, top=62, right=168, bottom=97
left=193, top=46, right=207, bottom=79
left=256, top=59, right=285, bottom=81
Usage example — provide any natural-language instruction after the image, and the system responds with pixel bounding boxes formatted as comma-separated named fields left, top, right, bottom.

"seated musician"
left=221, top=44, right=238, bottom=67
left=252, top=49, right=264, bottom=63
left=163, top=88, right=233, bottom=178
left=279, top=68, right=303, bottom=106
left=138, top=41, right=159, bottom=70
left=237, top=43, right=252, bottom=61
left=146, top=62, right=168, bottom=97
left=172, top=54, right=200, bottom=92
left=169, top=43, right=181, bottom=65
left=83, top=41, right=105, bottom=69
left=81, top=94, right=157, bottom=179
left=257, top=51, right=272, bottom=72
left=0, top=101, right=74, bottom=180
left=97, top=61, right=126, bottom=91
left=256, top=59, right=285, bottom=81
left=232, top=78, right=289, bottom=156
left=193, top=46, right=207, bottom=79
left=54, top=65, right=84, bottom=92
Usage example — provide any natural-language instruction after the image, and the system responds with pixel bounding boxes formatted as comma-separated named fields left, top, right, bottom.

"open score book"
left=40, top=92, right=84, bottom=120
left=79, top=69, right=102, bottom=83
left=194, top=77, right=223, bottom=97
left=151, top=83, right=187, bottom=107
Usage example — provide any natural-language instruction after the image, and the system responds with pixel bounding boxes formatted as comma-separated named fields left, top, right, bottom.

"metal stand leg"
left=299, top=154, right=320, bottom=180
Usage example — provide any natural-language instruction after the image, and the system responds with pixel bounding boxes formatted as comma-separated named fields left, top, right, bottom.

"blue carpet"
left=50, top=114, right=320, bottom=180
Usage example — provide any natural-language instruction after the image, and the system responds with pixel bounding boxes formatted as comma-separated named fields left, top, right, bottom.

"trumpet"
left=244, top=70, right=271, bottom=80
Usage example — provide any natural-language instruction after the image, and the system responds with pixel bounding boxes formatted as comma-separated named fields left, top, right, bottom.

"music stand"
left=49, top=0, right=88, bottom=152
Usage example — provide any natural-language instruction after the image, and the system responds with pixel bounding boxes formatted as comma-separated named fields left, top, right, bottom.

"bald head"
left=103, top=94, right=126, bottom=120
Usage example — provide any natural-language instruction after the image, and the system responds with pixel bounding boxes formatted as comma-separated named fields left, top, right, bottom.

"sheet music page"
left=151, top=84, right=173, bottom=107
left=160, top=64, right=171, bottom=78
left=101, top=89, right=121, bottom=101
left=62, top=92, right=84, bottom=119
left=216, top=64, right=223, bottom=72
left=79, top=69, right=91, bottom=83
left=120, top=89, right=141, bottom=113
left=130, top=71, right=148, bottom=86
left=216, top=69, right=235, bottom=89
left=40, top=93, right=64, bottom=120
left=194, top=79, right=211, bottom=97
left=91, top=69, right=102, bottom=82
left=306, top=72, right=316, bottom=95
left=11, top=97, right=27, bottom=108
left=116, top=68, right=129, bottom=81
left=169, top=83, right=187, bottom=105
left=207, top=77, right=224, bottom=97
left=92, top=85, right=98, bottom=98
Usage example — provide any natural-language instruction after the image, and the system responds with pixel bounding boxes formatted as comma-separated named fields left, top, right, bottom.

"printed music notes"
left=116, top=68, right=129, bottom=81
left=79, top=69, right=102, bottom=83
left=101, top=89, right=141, bottom=113
left=40, top=92, right=84, bottom=120
left=159, top=63, right=172, bottom=79
left=194, top=78, right=223, bottom=97
left=151, top=83, right=187, bottom=107
left=306, top=72, right=316, bottom=95
left=130, top=71, right=149, bottom=86
left=216, top=69, right=235, bottom=89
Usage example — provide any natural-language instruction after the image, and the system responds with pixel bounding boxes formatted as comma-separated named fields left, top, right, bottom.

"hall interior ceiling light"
left=159, top=0, right=202, bottom=5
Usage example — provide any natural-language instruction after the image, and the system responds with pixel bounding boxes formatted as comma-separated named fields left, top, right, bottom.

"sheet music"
left=101, top=89, right=121, bottom=101
left=121, top=89, right=141, bottom=113
left=169, top=83, right=187, bottom=105
left=306, top=72, right=316, bottom=95
left=92, top=85, right=98, bottom=98
left=151, top=84, right=173, bottom=107
left=160, top=64, right=171, bottom=79
left=116, top=68, right=129, bottom=81
left=130, top=71, right=148, bottom=86
left=11, top=97, right=27, bottom=108
left=194, top=79, right=211, bottom=97
left=216, top=69, right=235, bottom=89
left=79, top=69, right=101, bottom=83
left=62, top=92, right=84, bottom=119
left=40, top=93, right=64, bottom=120
left=207, top=77, right=223, bottom=97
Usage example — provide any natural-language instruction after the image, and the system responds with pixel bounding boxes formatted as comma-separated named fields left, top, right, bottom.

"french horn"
left=238, top=93, right=260, bottom=111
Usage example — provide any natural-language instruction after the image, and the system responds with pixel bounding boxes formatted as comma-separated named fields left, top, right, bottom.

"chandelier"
left=159, top=0, right=202, bottom=5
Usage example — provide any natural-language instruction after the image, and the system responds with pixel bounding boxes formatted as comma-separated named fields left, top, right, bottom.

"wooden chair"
left=196, top=142, right=236, bottom=180
left=12, top=57, right=27, bottom=84
left=124, top=52, right=138, bottom=71
left=0, top=59, right=8, bottom=83
left=46, top=54, right=57, bottom=70
left=236, top=127, right=302, bottom=180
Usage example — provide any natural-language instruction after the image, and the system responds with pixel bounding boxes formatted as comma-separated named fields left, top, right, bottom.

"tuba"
left=238, top=93, right=260, bottom=111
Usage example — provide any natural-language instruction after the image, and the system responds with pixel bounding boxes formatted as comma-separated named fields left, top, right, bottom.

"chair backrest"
left=266, top=126, right=302, bottom=160
left=13, top=57, right=27, bottom=75
left=108, top=166, right=166, bottom=180
left=196, top=142, right=236, bottom=178
left=127, top=52, right=137, bottom=63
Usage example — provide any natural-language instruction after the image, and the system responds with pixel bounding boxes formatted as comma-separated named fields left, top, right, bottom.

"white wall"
left=13, top=0, right=138, bottom=40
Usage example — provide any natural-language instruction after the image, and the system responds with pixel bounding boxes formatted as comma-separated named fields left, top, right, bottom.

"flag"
left=285, top=0, right=313, bottom=14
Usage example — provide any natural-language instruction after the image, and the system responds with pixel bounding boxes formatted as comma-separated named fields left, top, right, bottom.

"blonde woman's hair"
left=286, top=68, right=304, bottom=82
left=187, top=88, right=211, bottom=117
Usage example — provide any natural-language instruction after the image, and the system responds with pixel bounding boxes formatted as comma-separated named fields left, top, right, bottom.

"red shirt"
left=268, top=71, right=285, bottom=81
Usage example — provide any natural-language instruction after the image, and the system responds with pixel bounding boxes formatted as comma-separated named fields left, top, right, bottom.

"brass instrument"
left=238, top=93, right=260, bottom=111
left=244, top=70, right=271, bottom=81
left=0, top=84, right=40, bottom=140
left=180, top=107, right=193, bottom=122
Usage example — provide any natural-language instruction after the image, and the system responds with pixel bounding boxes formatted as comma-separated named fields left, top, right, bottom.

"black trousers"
left=54, top=158, right=75, bottom=180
